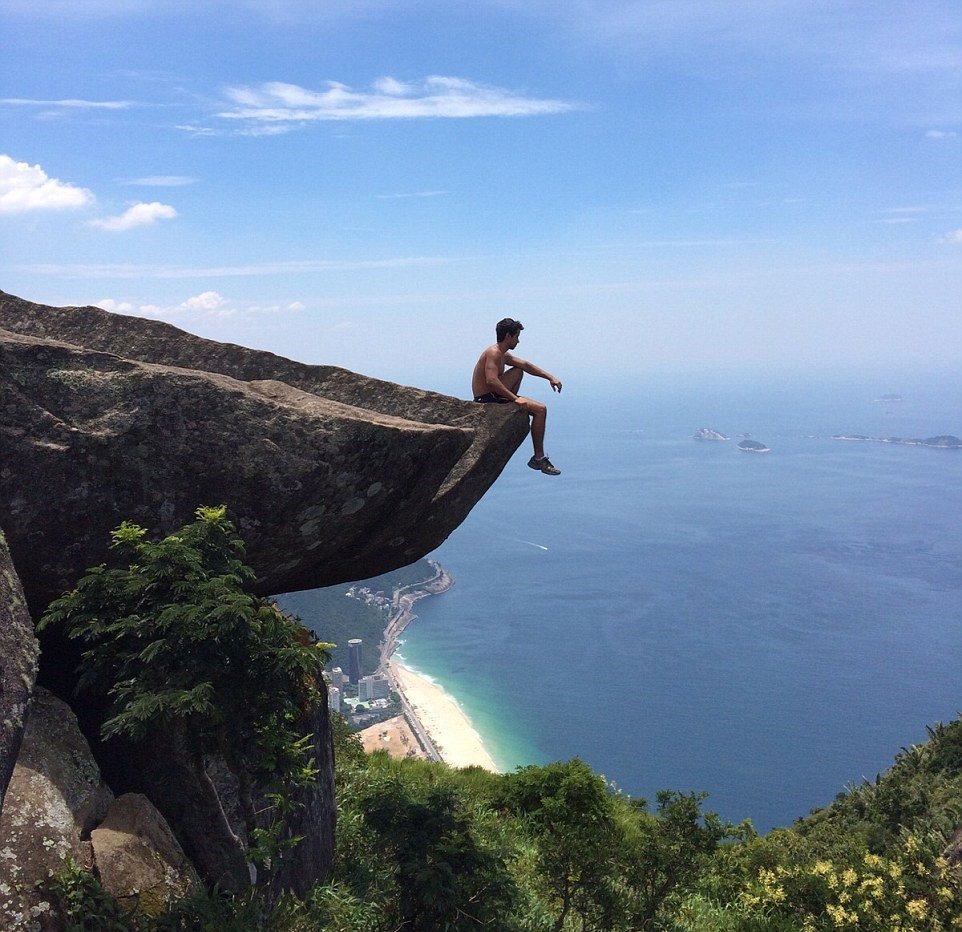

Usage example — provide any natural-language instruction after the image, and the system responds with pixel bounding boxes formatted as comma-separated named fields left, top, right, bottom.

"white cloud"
left=0, top=154, right=94, bottom=213
left=372, top=77, right=413, bottom=96
left=179, top=290, right=226, bottom=311
left=94, top=298, right=134, bottom=312
left=22, top=255, right=461, bottom=278
left=89, top=201, right=177, bottom=231
left=0, top=97, right=134, bottom=109
left=122, top=175, right=197, bottom=186
left=175, top=124, right=220, bottom=137
left=940, top=229, right=962, bottom=244
left=376, top=190, right=449, bottom=199
left=217, top=76, right=577, bottom=128
left=96, top=291, right=229, bottom=319
left=92, top=291, right=305, bottom=320
left=926, top=129, right=958, bottom=139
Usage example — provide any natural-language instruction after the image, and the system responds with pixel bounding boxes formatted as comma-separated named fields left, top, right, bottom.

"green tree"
left=499, top=759, right=625, bottom=931
left=355, top=768, right=518, bottom=930
left=41, top=506, right=330, bottom=886
left=619, top=790, right=737, bottom=930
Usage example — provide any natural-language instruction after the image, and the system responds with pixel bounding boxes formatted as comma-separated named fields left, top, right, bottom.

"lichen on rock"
left=0, top=528, right=38, bottom=815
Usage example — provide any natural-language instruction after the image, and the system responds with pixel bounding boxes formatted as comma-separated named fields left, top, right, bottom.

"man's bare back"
left=471, top=318, right=562, bottom=475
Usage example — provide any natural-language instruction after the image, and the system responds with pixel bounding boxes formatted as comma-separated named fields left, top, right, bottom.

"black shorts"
left=474, top=393, right=511, bottom=404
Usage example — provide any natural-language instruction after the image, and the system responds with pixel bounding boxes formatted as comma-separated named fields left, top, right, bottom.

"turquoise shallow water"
left=396, top=369, right=962, bottom=832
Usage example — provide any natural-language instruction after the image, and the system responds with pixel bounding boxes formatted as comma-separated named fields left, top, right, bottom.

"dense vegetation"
left=42, top=511, right=962, bottom=930
left=40, top=507, right=330, bottom=869
left=50, top=717, right=962, bottom=930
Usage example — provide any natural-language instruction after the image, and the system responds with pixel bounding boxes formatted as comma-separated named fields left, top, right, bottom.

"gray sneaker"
left=528, top=455, right=561, bottom=476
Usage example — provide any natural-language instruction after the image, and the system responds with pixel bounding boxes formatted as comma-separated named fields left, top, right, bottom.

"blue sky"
left=2, top=1, right=961, bottom=390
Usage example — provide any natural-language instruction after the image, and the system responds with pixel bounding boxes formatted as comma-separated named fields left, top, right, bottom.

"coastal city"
left=323, top=561, right=498, bottom=771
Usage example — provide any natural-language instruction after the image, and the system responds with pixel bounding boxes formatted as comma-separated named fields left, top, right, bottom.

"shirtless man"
left=472, top=318, right=563, bottom=475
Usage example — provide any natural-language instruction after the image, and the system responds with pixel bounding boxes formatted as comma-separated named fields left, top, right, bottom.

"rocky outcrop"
left=0, top=690, right=203, bottom=929
left=0, top=290, right=529, bottom=619
left=0, top=688, right=114, bottom=931
left=266, top=700, right=336, bottom=899
left=90, top=793, right=202, bottom=916
left=0, top=289, right=527, bottom=902
left=0, top=529, right=38, bottom=813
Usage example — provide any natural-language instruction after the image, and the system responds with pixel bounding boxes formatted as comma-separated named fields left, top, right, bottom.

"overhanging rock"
left=0, top=291, right=529, bottom=616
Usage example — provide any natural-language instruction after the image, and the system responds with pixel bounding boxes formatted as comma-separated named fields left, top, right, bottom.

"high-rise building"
left=348, top=639, right=363, bottom=684
left=330, top=666, right=344, bottom=689
left=327, top=685, right=341, bottom=714
left=358, top=674, right=390, bottom=701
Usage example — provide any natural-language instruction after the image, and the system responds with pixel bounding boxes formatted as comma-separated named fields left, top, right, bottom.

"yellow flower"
left=905, top=898, right=927, bottom=920
left=841, top=867, right=858, bottom=887
left=827, top=903, right=846, bottom=925
left=813, top=860, right=833, bottom=875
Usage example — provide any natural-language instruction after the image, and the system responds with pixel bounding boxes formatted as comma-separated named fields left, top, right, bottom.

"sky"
left=1, top=1, right=961, bottom=390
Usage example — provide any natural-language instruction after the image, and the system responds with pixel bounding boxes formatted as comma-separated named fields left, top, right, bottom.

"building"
left=357, top=674, right=390, bottom=702
left=329, top=666, right=344, bottom=689
left=327, top=685, right=341, bottom=714
left=348, top=639, right=363, bottom=684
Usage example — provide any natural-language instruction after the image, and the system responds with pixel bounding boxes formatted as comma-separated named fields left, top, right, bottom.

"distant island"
left=693, top=428, right=729, bottom=441
left=833, top=434, right=961, bottom=449
left=738, top=439, right=771, bottom=453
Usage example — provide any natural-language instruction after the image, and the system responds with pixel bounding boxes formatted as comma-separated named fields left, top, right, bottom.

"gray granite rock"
left=0, top=290, right=529, bottom=617
left=0, top=528, right=38, bottom=814
left=0, top=688, right=113, bottom=931
left=90, top=793, right=202, bottom=916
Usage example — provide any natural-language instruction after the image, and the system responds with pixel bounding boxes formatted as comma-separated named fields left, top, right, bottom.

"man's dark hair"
left=496, top=318, right=524, bottom=342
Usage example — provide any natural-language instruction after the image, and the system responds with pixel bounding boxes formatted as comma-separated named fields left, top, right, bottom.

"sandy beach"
left=388, top=659, right=500, bottom=772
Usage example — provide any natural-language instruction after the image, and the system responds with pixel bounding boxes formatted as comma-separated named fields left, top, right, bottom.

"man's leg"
left=527, top=401, right=547, bottom=459
left=502, top=367, right=523, bottom=395
left=507, top=371, right=558, bottom=472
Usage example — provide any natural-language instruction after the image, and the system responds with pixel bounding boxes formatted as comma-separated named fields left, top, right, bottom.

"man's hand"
left=549, top=377, right=563, bottom=393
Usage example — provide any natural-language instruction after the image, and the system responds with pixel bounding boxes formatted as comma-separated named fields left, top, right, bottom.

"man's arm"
left=482, top=350, right=520, bottom=401
left=504, top=353, right=563, bottom=393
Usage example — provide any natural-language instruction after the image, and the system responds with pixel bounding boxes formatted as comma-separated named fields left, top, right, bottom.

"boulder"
left=0, top=688, right=113, bottom=931
left=90, top=793, right=202, bottom=916
left=0, top=528, right=38, bottom=813
left=0, top=291, right=529, bottom=618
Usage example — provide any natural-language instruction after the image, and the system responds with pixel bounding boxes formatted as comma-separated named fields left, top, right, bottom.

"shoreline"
left=374, top=561, right=501, bottom=772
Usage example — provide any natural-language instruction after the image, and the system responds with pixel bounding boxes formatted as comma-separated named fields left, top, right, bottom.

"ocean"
left=394, top=368, right=962, bottom=832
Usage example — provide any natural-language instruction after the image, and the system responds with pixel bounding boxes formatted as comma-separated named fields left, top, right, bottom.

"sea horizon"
left=396, top=368, right=962, bottom=831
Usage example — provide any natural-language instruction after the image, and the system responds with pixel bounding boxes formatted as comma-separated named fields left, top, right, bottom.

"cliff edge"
left=0, top=290, right=529, bottom=617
